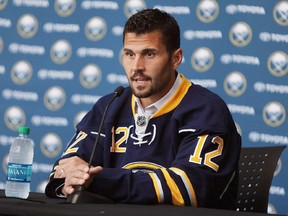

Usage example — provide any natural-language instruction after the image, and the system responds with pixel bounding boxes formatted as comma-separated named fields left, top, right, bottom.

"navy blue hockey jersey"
left=45, top=74, right=241, bottom=209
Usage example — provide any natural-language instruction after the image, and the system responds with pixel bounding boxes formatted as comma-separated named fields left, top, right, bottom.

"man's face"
left=122, top=31, right=181, bottom=107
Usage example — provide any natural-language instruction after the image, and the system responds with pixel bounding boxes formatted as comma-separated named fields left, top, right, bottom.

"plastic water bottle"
left=5, top=126, right=34, bottom=199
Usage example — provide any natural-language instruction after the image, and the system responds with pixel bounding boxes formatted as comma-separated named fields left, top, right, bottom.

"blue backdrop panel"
left=0, top=0, right=287, bottom=214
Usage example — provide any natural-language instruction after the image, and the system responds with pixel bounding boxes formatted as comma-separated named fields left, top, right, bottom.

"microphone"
left=67, top=86, right=124, bottom=204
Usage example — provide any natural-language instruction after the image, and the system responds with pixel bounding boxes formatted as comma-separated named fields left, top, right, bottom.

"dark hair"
left=123, top=8, right=180, bottom=54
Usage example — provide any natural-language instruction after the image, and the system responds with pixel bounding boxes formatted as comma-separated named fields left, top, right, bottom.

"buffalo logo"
left=267, top=51, right=288, bottom=77
left=40, top=133, right=62, bottom=158
left=224, top=71, right=247, bottom=97
left=79, top=64, right=102, bottom=89
left=0, top=36, right=3, bottom=54
left=85, top=17, right=107, bottom=41
left=191, top=47, right=214, bottom=72
left=262, top=101, right=286, bottom=127
left=44, top=86, right=66, bottom=111
left=273, top=1, right=288, bottom=26
left=4, top=106, right=26, bottom=131
left=73, top=111, right=87, bottom=128
left=54, top=0, right=76, bottom=17
left=50, top=39, right=72, bottom=64
left=229, top=22, right=252, bottom=47
left=17, top=14, right=38, bottom=39
left=196, top=0, right=219, bottom=23
left=124, top=0, right=147, bottom=18
left=0, top=0, right=8, bottom=11
left=11, top=60, right=33, bottom=85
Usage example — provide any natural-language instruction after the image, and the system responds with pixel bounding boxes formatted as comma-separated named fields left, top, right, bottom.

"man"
left=45, top=8, right=241, bottom=209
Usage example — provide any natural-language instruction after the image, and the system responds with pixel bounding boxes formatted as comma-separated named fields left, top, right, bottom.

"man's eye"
left=125, top=52, right=134, bottom=57
left=146, top=52, right=155, bottom=57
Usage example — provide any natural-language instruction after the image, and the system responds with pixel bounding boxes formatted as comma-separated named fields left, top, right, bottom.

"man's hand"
left=55, top=156, right=103, bottom=196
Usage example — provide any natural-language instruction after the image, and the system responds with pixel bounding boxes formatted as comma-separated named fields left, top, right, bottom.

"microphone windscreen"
left=114, top=86, right=124, bottom=97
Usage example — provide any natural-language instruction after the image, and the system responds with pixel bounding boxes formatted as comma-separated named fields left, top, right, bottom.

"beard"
left=131, top=85, right=153, bottom=98
left=128, top=57, right=175, bottom=99
left=129, top=70, right=173, bottom=99
left=129, top=72, right=153, bottom=98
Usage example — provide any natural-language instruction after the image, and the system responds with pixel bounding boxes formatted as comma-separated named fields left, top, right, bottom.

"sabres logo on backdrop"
left=40, top=133, right=62, bottom=158
left=80, top=64, right=102, bottom=89
left=262, top=101, right=286, bottom=127
left=267, top=51, right=288, bottom=77
left=229, top=22, right=252, bottom=47
left=273, top=1, right=288, bottom=26
left=85, top=17, right=107, bottom=41
left=54, top=0, right=76, bottom=17
left=124, top=0, right=147, bottom=18
left=50, top=39, right=72, bottom=64
left=17, top=14, right=38, bottom=39
left=191, top=47, right=214, bottom=72
left=44, top=86, right=66, bottom=111
left=224, top=71, right=247, bottom=97
left=4, top=106, right=26, bottom=131
left=196, top=0, right=219, bottom=23
left=11, top=60, right=33, bottom=85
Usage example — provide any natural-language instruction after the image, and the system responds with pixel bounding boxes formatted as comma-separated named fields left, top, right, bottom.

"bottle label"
left=7, top=163, right=32, bottom=183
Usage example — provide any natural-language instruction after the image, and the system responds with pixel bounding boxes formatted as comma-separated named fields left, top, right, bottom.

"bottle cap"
left=18, top=126, right=30, bottom=135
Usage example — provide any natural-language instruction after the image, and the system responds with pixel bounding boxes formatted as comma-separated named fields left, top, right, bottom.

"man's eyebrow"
left=123, top=48, right=132, bottom=52
left=142, top=48, right=157, bottom=52
left=123, top=48, right=156, bottom=51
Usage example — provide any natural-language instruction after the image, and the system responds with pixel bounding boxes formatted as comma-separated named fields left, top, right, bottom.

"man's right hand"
left=55, top=156, right=103, bottom=196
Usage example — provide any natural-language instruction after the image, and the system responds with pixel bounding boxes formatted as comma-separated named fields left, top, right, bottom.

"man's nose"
left=132, top=56, right=145, bottom=71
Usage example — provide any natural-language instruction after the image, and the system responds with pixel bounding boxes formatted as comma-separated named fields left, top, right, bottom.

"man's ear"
left=172, top=48, right=183, bottom=69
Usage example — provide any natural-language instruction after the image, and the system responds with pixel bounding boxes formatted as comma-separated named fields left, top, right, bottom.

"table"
left=0, top=190, right=283, bottom=216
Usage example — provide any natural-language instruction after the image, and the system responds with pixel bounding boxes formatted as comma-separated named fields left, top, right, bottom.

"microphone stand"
left=67, top=86, right=124, bottom=204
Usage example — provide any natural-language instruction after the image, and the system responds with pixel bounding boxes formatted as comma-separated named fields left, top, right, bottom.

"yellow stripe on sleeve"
left=161, top=169, right=185, bottom=206
left=170, top=167, right=198, bottom=207
left=148, top=172, right=164, bottom=204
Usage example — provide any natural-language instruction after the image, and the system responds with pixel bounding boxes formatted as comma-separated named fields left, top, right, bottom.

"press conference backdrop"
left=0, top=0, right=287, bottom=214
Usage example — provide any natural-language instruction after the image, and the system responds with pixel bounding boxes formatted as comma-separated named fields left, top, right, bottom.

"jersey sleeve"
left=45, top=130, right=102, bottom=198
left=45, top=89, right=121, bottom=198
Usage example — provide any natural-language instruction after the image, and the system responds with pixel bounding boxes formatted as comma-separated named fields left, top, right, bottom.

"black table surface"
left=0, top=190, right=283, bottom=216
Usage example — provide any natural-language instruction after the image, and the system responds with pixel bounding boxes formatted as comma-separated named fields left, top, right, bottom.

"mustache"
left=130, top=71, right=151, bottom=81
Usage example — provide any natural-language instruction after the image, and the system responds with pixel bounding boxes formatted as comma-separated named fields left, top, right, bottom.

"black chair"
left=236, top=145, right=286, bottom=213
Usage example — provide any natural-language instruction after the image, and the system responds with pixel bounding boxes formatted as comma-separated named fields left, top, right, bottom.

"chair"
left=236, top=145, right=286, bottom=213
